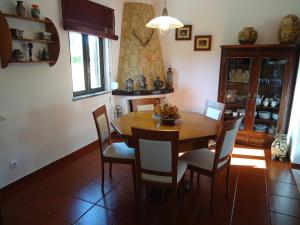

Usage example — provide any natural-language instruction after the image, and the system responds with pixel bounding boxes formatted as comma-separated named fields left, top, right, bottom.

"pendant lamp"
left=146, top=0, right=183, bottom=35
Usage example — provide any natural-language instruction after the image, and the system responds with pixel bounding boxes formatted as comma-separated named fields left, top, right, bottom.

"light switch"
left=0, top=112, right=7, bottom=121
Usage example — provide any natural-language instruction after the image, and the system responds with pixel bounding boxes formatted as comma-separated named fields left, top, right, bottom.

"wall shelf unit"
left=0, top=11, right=60, bottom=68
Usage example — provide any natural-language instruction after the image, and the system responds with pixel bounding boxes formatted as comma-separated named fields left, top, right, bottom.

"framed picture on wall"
left=194, top=35, right=212, bottom=51
left=175, top=25, right=192, bottom=40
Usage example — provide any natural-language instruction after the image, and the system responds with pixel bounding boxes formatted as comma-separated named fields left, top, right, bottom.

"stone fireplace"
left=116, top=2, right=167, bottom=91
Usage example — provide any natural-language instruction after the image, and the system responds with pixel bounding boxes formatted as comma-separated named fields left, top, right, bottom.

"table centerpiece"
left=153, top=103, right=180, bottom=125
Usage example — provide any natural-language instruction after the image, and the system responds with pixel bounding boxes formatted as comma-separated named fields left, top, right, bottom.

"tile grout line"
left=265, top=160, right=272, bottom=225
left=269, top=209, right=300, bottom=219
left=229, top=165, right=240, bottom=225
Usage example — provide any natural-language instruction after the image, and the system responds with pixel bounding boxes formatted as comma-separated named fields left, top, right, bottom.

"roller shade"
left=61, top=0, right=118, bottom=40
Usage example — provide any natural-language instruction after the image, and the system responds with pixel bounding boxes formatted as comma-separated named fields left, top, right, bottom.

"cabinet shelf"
left=227, top=81, right=248, bottom=84
left=256, top=105, right=280, bottom=111
left=10, top=60, right=55, bottom=64
left=0, top=11, right=60, bottom=68
left=2, top=13, right=51, bottom=24
left=254, top=118, right=277, bottom=125
left=12, top=38, right=54, bottom=44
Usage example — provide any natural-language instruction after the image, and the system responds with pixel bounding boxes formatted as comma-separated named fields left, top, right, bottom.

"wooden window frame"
left=70, top=33, right=106, bottom=97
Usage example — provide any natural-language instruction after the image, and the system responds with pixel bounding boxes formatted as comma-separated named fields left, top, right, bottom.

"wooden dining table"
left=111, top=111, right=220, bottom=152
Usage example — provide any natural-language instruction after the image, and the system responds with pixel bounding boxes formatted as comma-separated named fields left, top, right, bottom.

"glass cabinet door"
left=224, top=58, right=252, bottom=131
left=253, top=58, right=287, bottom=135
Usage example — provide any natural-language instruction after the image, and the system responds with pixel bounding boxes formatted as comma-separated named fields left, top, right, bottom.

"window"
left=69, top=31, right=106, bottom=97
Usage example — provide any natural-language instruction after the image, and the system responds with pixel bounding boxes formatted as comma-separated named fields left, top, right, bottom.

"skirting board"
left=1, top=140, right=99, bottom=194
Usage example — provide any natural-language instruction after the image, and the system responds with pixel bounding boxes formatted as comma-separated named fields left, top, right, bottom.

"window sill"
left=72, top=90, right=111, bottom=101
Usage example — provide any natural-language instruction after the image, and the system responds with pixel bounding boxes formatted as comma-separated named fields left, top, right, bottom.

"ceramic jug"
left=126, top=78, right=134, bottom=92
left=256, top=95, right=264, bottom=105
left=263, top=98, right=269, bottom=107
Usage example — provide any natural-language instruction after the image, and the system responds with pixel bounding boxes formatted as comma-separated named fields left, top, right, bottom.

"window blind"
left=61, top=0, right=118, bottom=40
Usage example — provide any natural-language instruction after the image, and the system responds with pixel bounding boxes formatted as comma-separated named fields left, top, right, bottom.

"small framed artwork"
left=194, top=35, right=212, bottom=51
left=175, top=25, right=192, bottom=40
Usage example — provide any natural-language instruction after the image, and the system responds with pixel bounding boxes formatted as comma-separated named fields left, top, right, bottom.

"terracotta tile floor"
left=1, top=145, right=300, bottom=225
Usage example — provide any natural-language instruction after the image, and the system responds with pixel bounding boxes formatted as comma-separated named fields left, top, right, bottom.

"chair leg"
left=109, top=162, right=112, bottom=178
left=101, top=162, right=105, bottom=193
left=189, top=170, right=194, bottom=189
left=226, top=166, right=230, bottom=199
left=131, top=162, right=137, bottom=196
left=197, top=172, right=200, bottom=184
left=210, top=176, right=215, bottom=212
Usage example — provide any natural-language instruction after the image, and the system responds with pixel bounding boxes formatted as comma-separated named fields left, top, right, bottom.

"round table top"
left=111, top=111, right=220, bottom=142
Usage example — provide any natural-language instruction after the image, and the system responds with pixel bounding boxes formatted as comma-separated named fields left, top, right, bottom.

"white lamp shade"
left=146, top=16, right=184, bottom=30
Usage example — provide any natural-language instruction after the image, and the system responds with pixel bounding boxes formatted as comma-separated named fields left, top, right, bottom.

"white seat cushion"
left=183, top=148, right=227, bottom=171
left=103, top=142, right=135, bottom=159
left=141, top=160, right=187, bottom=183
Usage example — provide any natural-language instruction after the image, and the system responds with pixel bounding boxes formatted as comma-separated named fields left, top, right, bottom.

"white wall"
left=0, top=0, right=129, bottom=188
left=154, top=0, right=300, bottom=113
left=288, top=58, right=300, bottom=164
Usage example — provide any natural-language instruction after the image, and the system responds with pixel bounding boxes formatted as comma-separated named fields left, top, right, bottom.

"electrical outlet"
left=10, top=160, right=17, bottom=169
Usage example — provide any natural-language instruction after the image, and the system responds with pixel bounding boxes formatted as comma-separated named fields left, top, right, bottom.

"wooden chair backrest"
left=92, top=105, right=111, bottom=158
left=213, top=116, right=243, bottom=171
left=131, top=98, right=165, bottom=112
left=131, top=127, right=179, bottom=185
left=204, top=99, right=225, bottom=121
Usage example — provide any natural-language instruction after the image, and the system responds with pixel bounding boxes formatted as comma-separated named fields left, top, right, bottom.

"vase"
left=271, top=133, right=288, bottom=161
left=166, top=67, right=173, bottom=89
left=278, top=14, right=300, bottom=44
left=12, top=49, right=25, bottom=61
left=15, top=1, right=26, bottom=17
left=238, top=27, right=258, bottom=44
left=31, top=4, right=40, bottom=18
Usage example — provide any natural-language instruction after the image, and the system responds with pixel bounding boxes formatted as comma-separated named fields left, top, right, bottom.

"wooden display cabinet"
left=0, top=11, right=60, bottom=68
left=218, top=44, right=300, bottom=147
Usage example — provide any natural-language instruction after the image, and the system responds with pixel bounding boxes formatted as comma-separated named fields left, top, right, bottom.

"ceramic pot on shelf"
left=31, top=4, right=40, bottom=18
left=238, top=27, right=258, bottom=44
left=278, top=14, right=300, bottom=44
left=15, top=1, right=26, bottom=17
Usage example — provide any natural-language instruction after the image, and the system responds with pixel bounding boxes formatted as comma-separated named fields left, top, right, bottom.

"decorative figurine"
left=166, top=67, right=173, bottom=89
left=153, top=77, right=164, bottom=90
left=31, top=4, right=40, bottom=18
left=15, top=1, right=26, bottom=17
left=39, top=47, right=49, bottom=60
left=139, top=75, right=147, bottom=89
left=126, top=78, right=134, bottom=92
left=27, top=42, right=33, bottom=61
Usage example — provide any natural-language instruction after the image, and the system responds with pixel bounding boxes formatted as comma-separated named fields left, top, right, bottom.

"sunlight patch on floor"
left=232, top=147, right=265, bottom=157
left=231, top=157, right=266, bottom=169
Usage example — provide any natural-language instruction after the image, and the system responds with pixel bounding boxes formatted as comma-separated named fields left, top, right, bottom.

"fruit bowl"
left=153, top=104, right=180, bottom=125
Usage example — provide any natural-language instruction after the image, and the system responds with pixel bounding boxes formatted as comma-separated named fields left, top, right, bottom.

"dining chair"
left=182, top=116, right=243, bottom=211
left=93, top=105, right=136, bottom=194
left=131, top=127, right=187, bottom=201
left=131, top=97, right=165, bottom=112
